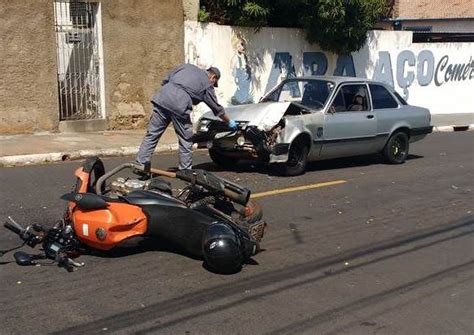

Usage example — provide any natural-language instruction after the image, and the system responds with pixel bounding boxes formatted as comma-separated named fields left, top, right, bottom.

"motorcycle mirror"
left=14, top=251, right=36, bottom=266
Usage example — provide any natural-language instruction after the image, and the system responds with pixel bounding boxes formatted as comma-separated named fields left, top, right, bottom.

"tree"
left=301, top=0, right=387, bottom=54
left=198, top=0, right=387, bottom=54
left=199, top=0, right=271, bottom=27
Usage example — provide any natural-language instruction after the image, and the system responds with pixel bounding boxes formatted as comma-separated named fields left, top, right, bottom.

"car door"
left=368, top=84, right=403, bottom=151
left=320, top=83, right=377, bottom=159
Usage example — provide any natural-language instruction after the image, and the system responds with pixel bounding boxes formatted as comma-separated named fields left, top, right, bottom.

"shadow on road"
left=52, top=215, right=473, bottom=335
left=193, top=154, right=424, bottom=176
left=89, top=237, right=259, bottom=274
left=92, top=237, right=201, bottom=261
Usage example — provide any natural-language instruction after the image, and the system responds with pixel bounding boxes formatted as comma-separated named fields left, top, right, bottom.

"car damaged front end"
left=194, top=102, right=308, bottom=164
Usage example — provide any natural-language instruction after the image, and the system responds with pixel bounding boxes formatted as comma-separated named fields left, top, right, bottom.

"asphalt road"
left=1, top=132, right=473, bottom=335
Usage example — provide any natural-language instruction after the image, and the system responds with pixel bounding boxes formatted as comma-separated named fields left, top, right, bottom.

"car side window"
left=369, top=84, right=399, bottom=109
left=330, top=84, right=370, bottom=113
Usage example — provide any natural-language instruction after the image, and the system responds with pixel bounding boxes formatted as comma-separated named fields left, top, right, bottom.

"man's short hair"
left=207, top=66, right=221, bottom=87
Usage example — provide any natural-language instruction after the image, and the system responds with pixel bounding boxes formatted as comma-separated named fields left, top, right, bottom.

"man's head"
left=354, top=94, right=364, bottom=106
left=207, top=67, right=221, bottom=88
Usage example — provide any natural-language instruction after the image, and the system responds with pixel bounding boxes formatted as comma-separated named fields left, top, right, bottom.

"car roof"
left=286, top=75, right=385, bottom=86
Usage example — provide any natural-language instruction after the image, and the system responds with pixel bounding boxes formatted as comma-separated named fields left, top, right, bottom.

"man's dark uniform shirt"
left=152, top=63, right=225, bottom=118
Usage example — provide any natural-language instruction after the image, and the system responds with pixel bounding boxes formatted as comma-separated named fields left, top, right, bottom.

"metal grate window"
left=54, top=0, right=104, bottom=121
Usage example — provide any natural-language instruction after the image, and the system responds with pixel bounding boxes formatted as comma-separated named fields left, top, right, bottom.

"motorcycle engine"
left=109, top=177, right=148, bottom=196
left=107, top=177, right=173, bottom=196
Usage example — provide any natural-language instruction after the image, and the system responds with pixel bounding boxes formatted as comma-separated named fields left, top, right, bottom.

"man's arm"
left=203, top=87, right=225, bottom=118
left=202, top=87, right=236, bottom=128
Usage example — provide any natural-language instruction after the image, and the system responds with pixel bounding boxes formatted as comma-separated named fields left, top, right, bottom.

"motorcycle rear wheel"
left=235, top=200, right=265, bottom=243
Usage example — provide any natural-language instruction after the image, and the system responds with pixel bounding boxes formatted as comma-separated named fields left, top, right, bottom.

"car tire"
left=272, top=140, right=308, bottom=176
left=209, top=149, right=240, bottom=169
left=383, top=131, right=409, bottom=164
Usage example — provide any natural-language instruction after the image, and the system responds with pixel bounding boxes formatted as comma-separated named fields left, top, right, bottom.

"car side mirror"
left=329, top=106, right=336, bottom=114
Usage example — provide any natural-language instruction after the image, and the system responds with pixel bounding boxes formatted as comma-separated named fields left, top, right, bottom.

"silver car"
left=195, top=76, right=432, bottom=175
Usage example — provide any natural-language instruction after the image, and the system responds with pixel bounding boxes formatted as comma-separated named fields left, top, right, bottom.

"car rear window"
left=393, top=91, right=408, bottom=105
left=369, top=84, right=399, bottom=109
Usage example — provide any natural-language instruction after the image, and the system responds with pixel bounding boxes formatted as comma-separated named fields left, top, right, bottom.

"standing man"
left=136, top=64, right=237, bottom=172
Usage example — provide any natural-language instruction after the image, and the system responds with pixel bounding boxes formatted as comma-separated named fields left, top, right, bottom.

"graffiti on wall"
left=264, top=50, right=474, bottom=101
left=264, top=52, right=355, bottom=92
left=374, top=51, right=474, bottom=99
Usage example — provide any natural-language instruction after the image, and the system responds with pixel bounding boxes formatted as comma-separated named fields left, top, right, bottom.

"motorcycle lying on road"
left=2, top=157, right=266, bottom=273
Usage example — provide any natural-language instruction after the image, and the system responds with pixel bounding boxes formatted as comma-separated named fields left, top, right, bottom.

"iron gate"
left=54, top=0, right=104, bottom=121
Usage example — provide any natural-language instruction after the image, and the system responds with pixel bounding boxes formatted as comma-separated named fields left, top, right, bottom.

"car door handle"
left=366, top=114, right=374, bottom=119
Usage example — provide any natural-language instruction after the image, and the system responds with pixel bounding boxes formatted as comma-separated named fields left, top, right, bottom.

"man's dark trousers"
left=137, top=103, right=193, bottom=170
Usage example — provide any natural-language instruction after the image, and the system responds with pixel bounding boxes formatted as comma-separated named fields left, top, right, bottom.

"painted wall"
left=182, top=0, right=199, bottom=20
left=0, top=1, right=58, bottom=134
left=101, top=0, right=184, bottom=130
left=185, top=22, right=474, bottom=124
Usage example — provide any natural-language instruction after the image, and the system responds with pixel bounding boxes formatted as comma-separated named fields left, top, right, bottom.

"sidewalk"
left=0, top=128, right=178, bottom=167
left=1, top=118, right=473, bottom=167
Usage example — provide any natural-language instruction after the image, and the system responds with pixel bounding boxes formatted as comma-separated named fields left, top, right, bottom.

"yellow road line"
left=250, top=180, right=347, bottom=199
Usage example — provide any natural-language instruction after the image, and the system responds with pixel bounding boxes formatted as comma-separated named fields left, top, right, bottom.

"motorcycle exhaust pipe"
left=150, top=168, right=250, bottom=206
left=104, top=163, right=250, bottom=206
left=221, top=179, right=251, bottom=206
left=174, top=169, right=250, bottom=206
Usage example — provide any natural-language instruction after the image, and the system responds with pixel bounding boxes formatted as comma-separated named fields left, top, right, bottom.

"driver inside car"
left=347, top=94, right=365, bottom=111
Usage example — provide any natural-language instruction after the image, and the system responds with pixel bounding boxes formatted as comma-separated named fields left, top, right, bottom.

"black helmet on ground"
left=202, top=222, right=257, bottom=274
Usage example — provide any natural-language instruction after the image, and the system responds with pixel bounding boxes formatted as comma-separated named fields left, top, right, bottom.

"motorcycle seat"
left=123, top=190, right=186, bottom=208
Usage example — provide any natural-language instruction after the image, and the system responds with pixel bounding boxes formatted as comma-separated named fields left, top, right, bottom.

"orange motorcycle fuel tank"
left=71, top=202, right=147, bottom=251
left=66, top=159, right=147, bottom=250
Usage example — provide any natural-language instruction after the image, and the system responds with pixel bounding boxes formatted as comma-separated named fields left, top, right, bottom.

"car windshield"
left=261, top=79, right=335, bottom=110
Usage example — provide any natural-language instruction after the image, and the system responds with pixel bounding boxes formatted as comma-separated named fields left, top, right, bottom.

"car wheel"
left=271, top=140, right=308, bottom=176
left=383, top=131, right=409, bottom=164
left=209, top=149, right=240, bottom=169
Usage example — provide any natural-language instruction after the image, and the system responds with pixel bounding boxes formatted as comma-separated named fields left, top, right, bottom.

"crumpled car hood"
left=202, top=102, right=291, bottom=131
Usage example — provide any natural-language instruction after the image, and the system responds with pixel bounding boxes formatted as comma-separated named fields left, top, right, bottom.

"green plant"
left=198, top=0, right=387, bottom=54
left=302, top=0, right=386, bottom=54
left=198, top=6, right=210, bottom=22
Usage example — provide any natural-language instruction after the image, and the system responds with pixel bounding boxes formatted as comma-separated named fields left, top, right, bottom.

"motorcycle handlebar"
left=4, top=217, right=42, bottom=247
left=4, top=221, right=24, bottom=236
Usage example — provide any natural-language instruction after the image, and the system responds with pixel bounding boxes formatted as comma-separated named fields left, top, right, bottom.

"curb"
left=433, top=125, right=474, bottom=132
left=0, top=143, right=179, bottom=168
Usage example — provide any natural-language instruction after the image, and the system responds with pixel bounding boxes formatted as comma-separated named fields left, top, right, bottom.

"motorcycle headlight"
left=198, top=118, right=211, bottom=132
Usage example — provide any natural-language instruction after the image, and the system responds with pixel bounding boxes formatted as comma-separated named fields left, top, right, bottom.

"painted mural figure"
left=230, top=35, right=253, bottom=105
left=264, top=52, right=299, bottom=95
